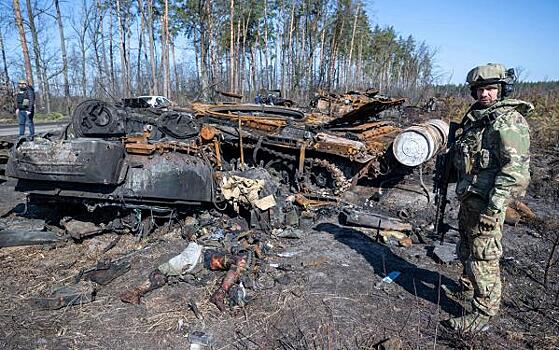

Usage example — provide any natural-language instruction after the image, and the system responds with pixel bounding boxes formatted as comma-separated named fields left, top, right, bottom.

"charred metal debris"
left=4, top=89, right=458, bottom=312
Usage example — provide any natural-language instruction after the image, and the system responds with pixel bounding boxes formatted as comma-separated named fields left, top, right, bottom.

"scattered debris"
left=30, top=282, right=96, bottom=310
left=62, top=219, right=106, bottom=240
left=120, top=270, right=168, bottom=304
left=78, top=258, right=131, bottom=285
left=0, top=228, right=61, bottom=247
left=505, top=200, right=537, bottom=225
left=209, top=255, right=247, bottom=311
left=339, top=207, right=413, bottom=232
left=277, top=250, right=303, bottom=258
left=158, top=242, right=203, bottom=276
left=381, top=271, right=401, bottom=284
left=398, top=236, right=413, bottom=248
left=0, top=138, right=13, bottom=181
left=433, top=242, right=459, bottom=264
left=187, top=299, right=203, bottom=320
left=375, top=271, right=401, bottom=289
left=273, top=227, right=305, bottom=239
left=188, top=331, right=214, bottom=350
left=293, top=193, right=338, bottom=209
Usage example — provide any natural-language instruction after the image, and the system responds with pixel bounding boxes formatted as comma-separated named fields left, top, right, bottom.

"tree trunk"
left=0, top=31, right=10, bottom=85
left=109, top=5, right=116, bottom=94
left=116, top=0, right=130, bottom=96
left=317, top=26, right=326, bottom=88
left=79, top=24, right=87, bottom=98
left=348, top=3, right=360, bottom=90
left=250, top=45, right=256, bottom=97
left=206, top=2, right=218, bottom=95
left=287, top=3, right=295, bottom=93
left=147, top=0, right=157, bottom=95
left=357, top=29, right=363, bottom=88
left=75, top=0, right=90, bottom=98
left=163, top=0, right=170, bottom=97
left=54, top=0, right=70, bottom=114
left=25, top=0, right=50, bottom=112
left=240, top=10, right=250, bottom=95
left=97, top=0, right=109, bottom=95
left=263, top=0, right=270, bottom=90
left=171, top=42, right=179, bottom=95
left=159, top=0, right=168, bottom=97
left=229, top=0, right=234, bottom=92
left=13, top=0, right=33, bottom=85
left=137, top=0, right=146, bottom=93
left=235, top=15, right=240, bottom=93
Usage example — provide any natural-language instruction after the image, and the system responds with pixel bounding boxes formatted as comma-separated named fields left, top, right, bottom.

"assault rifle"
left=433, top=121, right=460, bottom=243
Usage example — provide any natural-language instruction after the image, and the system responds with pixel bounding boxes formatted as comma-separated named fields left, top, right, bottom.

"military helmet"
left=466, top=63, right=516, bottom=98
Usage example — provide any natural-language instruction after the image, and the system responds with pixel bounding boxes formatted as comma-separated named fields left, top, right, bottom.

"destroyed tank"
left=6, top=100, right=220, bottom=210
left=6, top=90, right=415, bottom=212
left=190, top=89, right=407, bottom=194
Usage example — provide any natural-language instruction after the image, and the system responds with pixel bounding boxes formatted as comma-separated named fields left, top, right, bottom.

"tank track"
left=255, top=146, right=351, bottom=195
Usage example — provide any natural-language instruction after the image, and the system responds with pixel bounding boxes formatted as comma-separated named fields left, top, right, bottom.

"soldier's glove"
left=479, top=211, right=499, bottom=232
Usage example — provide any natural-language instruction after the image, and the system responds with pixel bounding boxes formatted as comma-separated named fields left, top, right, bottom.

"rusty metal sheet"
left=323, top=99, right=405, bottom=128
left=311, top=133, right=365, bottom=157
left=124, top=139, right=200, bottom=155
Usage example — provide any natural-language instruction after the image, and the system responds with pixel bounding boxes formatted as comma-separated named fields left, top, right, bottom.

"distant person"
left=442, top=63, right=532, bottom=332
left=15, top=79, right=35, bottom=137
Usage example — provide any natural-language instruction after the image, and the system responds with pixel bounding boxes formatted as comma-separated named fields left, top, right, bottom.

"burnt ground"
left=0, top=151, right=558, bottom=349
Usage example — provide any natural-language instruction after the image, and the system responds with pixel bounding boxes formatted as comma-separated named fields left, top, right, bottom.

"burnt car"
left=254, top=89, right=295, bottom=107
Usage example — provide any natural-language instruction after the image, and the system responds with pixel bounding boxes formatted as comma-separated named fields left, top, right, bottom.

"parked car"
left=137, top=95, right=174, bottom=108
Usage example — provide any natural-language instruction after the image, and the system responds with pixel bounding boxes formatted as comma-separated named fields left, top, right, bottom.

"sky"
left=365, top=0, right=559, bottom=84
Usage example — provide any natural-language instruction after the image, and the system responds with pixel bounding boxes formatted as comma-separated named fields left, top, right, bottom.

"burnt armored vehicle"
left=6, top=90, right=413, bottom=232
left=5, top=100, right=242, bottom=238
left=190, top=89, right=406, bottom=194
left=7, top=100, right=220, bottom=208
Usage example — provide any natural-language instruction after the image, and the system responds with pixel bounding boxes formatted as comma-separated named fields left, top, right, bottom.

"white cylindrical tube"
left=392, top=119, right=450, bottom=167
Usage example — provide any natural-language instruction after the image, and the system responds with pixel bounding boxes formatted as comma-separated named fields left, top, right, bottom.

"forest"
left=2, top=0, right=437, bottom=115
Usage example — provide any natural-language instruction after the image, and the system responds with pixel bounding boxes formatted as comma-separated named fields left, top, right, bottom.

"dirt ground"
left=0, top=149, right=558, bottom=349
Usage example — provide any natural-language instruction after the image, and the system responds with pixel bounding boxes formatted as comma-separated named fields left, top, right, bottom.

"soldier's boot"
left=441, top=284, right=474, bottom=303
left=443, top=311, right=491, bottom=333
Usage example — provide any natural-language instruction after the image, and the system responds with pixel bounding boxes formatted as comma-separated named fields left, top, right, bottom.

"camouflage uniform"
left=453, top=98, right=532, bottom=317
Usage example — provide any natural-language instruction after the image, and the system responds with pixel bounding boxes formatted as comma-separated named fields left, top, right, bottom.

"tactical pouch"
left=22, top=98, right=30, bottom=107
left=472, top=234, right=502, bottom=261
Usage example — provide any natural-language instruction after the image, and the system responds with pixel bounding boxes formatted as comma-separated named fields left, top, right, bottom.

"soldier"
left=442, top=64, right=532, bottom=332
left=15, top=79, right=35, bottom=137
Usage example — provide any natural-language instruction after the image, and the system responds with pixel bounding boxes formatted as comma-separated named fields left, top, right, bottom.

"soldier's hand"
left=479, top=212, right=499, bottom=232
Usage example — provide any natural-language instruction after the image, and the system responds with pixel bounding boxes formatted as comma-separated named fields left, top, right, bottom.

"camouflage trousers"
left=457, top=195, right=506, bottom=317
